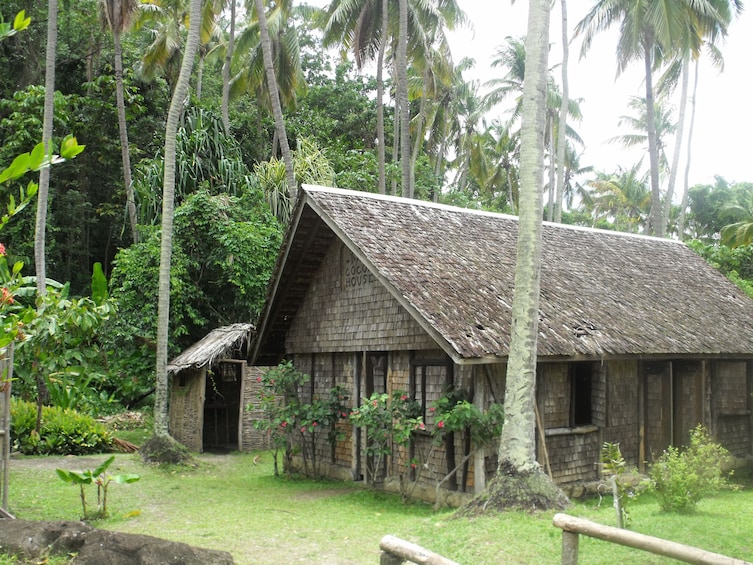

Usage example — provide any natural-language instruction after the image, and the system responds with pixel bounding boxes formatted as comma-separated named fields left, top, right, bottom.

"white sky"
left=447, top=1, right=753, bottom=188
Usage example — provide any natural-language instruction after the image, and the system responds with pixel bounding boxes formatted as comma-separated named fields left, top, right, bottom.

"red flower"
left=429, top=407, right=436, bottom=413
left=418, top=422, right=426, bottom=430
left=312, top=422, right=318, bottom=427
left=437, top=421, right=445, bottom=429
left=256, top=377, right=262, bottom=383
left=0, top=243, right=5, bottom=256
left=280, top=421, right=287, bottom=428
left=301, top=426, right=307, bottom=433
left=1, top=287, right=13, bottom=305
left=400, top=395, right=407, bottom=401
left=410, top=463, right=417, bottom=469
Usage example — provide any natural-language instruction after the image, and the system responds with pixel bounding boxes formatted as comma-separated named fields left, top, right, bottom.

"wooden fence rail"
left=379, top=535, right=459, bottom=565
left=553, top=513, right=752, bottom=565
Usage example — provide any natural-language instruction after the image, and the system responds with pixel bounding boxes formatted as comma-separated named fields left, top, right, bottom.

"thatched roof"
left=168, top=323, right=254, bottom=374
left=252, top=186, right=753, bottom=365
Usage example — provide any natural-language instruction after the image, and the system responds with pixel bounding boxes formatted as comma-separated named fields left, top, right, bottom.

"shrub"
left=10, top=399, right=113, bottom=455
left=649, top=425, right=733, bottom=512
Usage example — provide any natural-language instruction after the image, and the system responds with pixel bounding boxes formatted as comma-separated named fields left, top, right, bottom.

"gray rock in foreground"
left=0, top=519, right=235, bottom=564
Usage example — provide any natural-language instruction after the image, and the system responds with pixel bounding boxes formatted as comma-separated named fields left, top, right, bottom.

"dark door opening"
left=203, top=362, right=242, bottom=451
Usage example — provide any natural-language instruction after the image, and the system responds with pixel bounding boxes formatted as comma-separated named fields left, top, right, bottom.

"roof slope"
left=252, top=186, right=753, bottom=364
left=168, top=323, right=254, bottom=374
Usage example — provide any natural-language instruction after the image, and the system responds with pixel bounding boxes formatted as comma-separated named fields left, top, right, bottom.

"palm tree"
left=252, top=0, right=297, bottom=203
left=608, top=95, right=676, bottom=180
left=100, top=0, right=139, bottom=244
left=320, top=0, right=388, bottom=193
left=587, top=165, right=651, bottom=233
left=34, top=0, right=59, bottom=295
left=134, top=0, right=190, bottom=90
left=479, top=0, right=567, bottom=511
left=221, top=0, right=236, bottom=135
left=396, top=0, right=410, bottom=197
left=576, top=0, right=732, bottom=237
left=554, top=0, right=569, bottom=223
left=673, top=0, right=743, bottom=238
left=154, top=0, right=203, bottom=438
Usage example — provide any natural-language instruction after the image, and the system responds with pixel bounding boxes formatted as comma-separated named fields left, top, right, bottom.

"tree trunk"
left=376, top=0, right=387, bottom=195
left=501, top=0, right=549, bottom=475
left=410, top=67, right=429, bottom=198
left=35, top=0, right=59, bottom=295
left=663, top=54, right=689, bottom=235
left=464, top=0, right=568, bottom=513
left=678, top=59, right=699, bottom=240
left=221, top=0, right=236, bottom=136
left=397, top=0, right=411, bottom=198
left=114, top=27, right=138, bottom=244
left=254, top=0, right=297, bottom=203
left=643, top=41, right=662, bottom=237
left=554, top=0, right=569, bottom=224
left=547, top=112, right=555, bottom=221
left=153, top=0, right=203, bottom=438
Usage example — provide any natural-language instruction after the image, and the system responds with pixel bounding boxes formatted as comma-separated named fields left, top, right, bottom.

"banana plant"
left=56, top=456, right=140, bottom=520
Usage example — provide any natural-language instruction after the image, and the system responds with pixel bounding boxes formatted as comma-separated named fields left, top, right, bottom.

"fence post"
left=561, top=530, right=579, bottom=565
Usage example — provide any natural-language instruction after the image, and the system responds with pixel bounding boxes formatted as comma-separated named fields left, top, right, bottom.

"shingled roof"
left=251, top=185, right=753, bottom=365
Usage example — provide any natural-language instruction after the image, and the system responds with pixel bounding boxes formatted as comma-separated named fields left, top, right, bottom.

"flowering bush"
left=250, top=361, right=349, bottom=479
left=431, top=390, right=504, bottom=445
left=350, top=391, right=423, bottom=485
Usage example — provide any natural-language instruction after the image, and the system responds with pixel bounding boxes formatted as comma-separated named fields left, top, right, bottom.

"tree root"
left=458, top=462, right=570, bottom=516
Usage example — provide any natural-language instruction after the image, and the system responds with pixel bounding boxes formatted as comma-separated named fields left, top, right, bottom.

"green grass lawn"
left=6, top=451, right=753, bottom=564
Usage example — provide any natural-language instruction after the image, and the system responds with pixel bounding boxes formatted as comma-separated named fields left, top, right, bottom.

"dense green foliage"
left=10, top=398, right=113, bottom=455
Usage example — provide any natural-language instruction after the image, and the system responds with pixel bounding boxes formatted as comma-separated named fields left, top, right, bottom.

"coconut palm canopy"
left=168, top=323, right=254, bottom=374
left=252, top=186, right=753, bottom=365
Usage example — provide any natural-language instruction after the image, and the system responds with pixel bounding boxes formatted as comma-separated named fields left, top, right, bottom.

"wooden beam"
left=553, top=514, right=751, bottom=565
left=379, top=535, right=459, bottom=565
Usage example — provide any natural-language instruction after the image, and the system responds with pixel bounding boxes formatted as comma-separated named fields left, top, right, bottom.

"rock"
left=0, top=519, right=235, bottom=564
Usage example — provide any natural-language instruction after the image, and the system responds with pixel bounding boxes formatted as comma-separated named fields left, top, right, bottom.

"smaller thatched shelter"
left=168, top=324, right=270, bottom=453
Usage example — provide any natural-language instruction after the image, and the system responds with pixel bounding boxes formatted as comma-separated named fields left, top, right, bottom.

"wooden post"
left=561, top=531, right=579, bottom=565
left=473, top=368, right=486, bottom=494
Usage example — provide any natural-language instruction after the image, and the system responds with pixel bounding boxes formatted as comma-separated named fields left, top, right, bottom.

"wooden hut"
left=250, top=185, right=753, bottom=496
left=168, top=323, right=270, bottom=453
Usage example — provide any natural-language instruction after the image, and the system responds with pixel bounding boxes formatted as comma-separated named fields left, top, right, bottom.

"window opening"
left=571, top=363, right=592, bottom=426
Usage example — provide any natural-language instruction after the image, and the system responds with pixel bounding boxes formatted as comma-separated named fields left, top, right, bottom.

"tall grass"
left=7, top=452, right=753, bottom=564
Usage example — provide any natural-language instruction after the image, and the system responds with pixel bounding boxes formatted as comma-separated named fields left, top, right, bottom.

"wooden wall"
left=169, top=368, right=205, bottom=452
left=286, top=241, right=436, bottom=354
left=713, top=360, right=752, bottom=457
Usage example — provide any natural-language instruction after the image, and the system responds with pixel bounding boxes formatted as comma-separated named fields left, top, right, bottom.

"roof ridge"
left=301, top=184, right=682, bottom=245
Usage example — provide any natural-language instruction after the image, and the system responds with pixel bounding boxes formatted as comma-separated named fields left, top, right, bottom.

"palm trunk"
left=114, top=28, right=138, bottom=244
left=547, top=112, right=555, bottom=221
left=255, top=0, right=297, bottom=203
left=376, top=0, right=387, bottom=195
left=500, top=0, right=549, bottom=474
left=410, top=67, right=429, bottom=197
left=678, top=59, right=699, bottom=240
left=663, top=54, right=689, bottom=236
left=554, top=0, right=569, bottom=224
left=35, top=0, right=59, bottom=295
left=397, top=0, right=411, bottom=198
left=221, top=0, right=236, bottom=136
left=154, top=0, right=203, bottom=437
left=643, top=41, right=662, bottom=237
left=195, top=51, right=204, bottom=100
